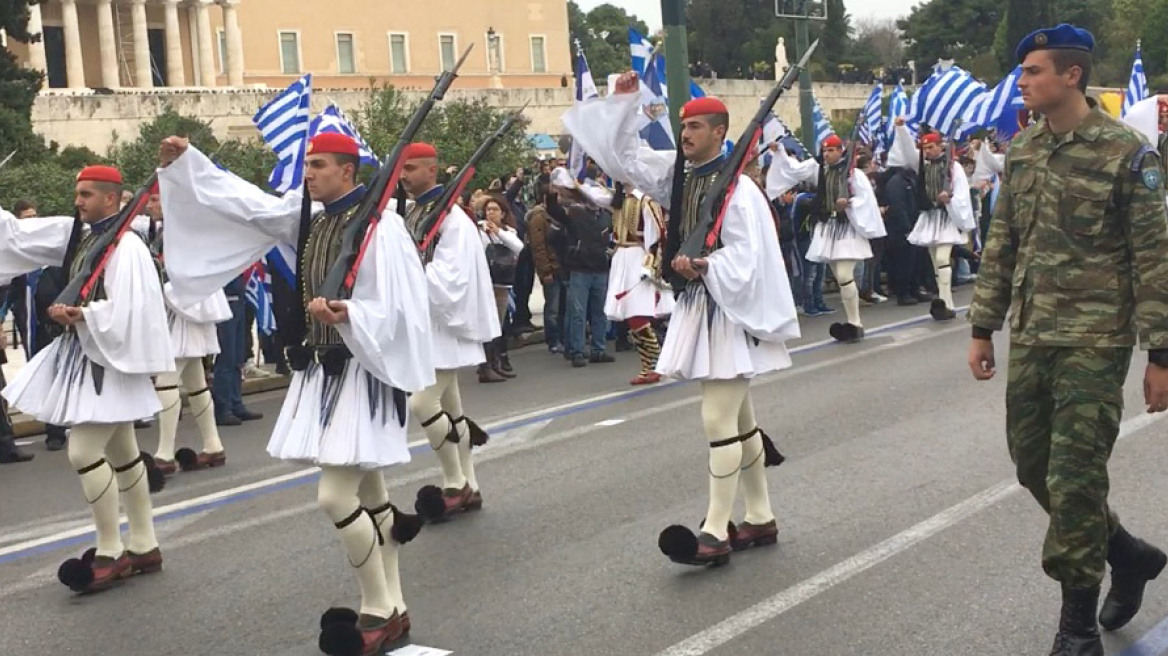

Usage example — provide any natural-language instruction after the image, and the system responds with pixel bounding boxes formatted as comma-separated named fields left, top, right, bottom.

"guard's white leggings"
left=930, top=244, right=955, bottom=310
left=410, top=369, right=478, bottom=491
left=68, top=422, right=158, bottom=558
left=154, top=357, right=223, bottom=461
left=318, top=467, right=406, bottom=618
left=700, top=378, right=775, bottom=541
left=831, top=259, right=862, bottom=327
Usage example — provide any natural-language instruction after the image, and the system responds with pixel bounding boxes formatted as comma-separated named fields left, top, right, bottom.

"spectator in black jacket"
left=881, top=166, right=932, bottom=306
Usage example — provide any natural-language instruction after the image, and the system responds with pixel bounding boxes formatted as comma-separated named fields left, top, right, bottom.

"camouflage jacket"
left=968, top=106, right=1168, bottom=349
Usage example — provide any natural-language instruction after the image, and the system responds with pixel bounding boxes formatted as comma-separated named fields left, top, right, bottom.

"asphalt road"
left=4, top=286, right=1168, bottom=656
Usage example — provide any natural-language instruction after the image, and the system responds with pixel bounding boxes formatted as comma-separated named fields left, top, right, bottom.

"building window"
left=389, top=33, right=409, bottom=74
left=336, top=33, right=355, bottom=74
left=217, top=28, right=227, bottom=74
left=530, top=35, right=546, bottom=73
left=279, top=31, right=300, bottom=75
left=439, top=33, right=456, bottom=72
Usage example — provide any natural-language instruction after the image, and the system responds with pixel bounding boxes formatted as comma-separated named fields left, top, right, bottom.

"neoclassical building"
left=9, top=0, right=572, bottom=90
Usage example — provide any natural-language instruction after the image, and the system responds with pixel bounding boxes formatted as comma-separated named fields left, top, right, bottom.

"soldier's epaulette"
left=1133, top=144, right=1160, bottom=173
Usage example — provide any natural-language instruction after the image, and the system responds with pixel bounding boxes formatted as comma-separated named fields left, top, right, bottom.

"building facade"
left=8, top=0, right=572, bottom=90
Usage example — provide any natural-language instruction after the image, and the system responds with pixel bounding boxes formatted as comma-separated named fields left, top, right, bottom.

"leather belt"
left=286, top=344, right=353, bottom=376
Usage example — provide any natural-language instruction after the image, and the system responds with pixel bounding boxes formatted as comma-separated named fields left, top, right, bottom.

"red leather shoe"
left=154, top=458, right=177, bottom=476
left=126, top=547, right=164, bottom=575
left=731, top=520, right=778, bottom=551
left=465, top=490, right=483, bottom=511
left=88, top=555, right=130, bottom=591
left=630, top=372, right=662, bottom=385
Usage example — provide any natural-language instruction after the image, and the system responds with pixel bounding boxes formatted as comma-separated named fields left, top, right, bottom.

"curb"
left=8, top=327, right=546, bottom=438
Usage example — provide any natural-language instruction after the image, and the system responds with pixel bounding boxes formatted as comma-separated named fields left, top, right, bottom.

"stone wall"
left=31, top=81, right=875, bottom=154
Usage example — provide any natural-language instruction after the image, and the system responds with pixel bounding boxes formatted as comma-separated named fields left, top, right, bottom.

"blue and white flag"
left=1124, top=42, right=1148, bottom=117
left=910, top=65, right=985, bottom=139
left=859, top=83, right=883, bottom=146
left=244, top=261, right=277, bottom=336
left=569, top=41, right=599, bottom=181
left=308, top=103, right=380, bottom=168
left=629, top=28, right=707, bottom=101
left=253, top=73, right=312, bottom=194
left=886, top=81, right=910, bottom=144
left=965, top=65, right=1025, bottom=139
left=639, top=53, right=674, bottom=150
left=812, top=99, right=835, bottom=153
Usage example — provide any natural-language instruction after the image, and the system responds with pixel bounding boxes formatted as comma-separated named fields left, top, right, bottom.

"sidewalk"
left=3, top=286, right=547, bottom=437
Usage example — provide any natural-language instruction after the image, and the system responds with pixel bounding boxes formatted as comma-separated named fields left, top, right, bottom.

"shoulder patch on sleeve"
left=1133, top=145, right=1162, bottom=190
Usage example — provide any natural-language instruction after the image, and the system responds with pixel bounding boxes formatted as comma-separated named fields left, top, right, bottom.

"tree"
left=820, top=0, right=852, bottom=78
left=688, top=0, right=797, bottom=80
left=566, top=1, right=650, bottom=80
left=852, top=18, right=905, bottom=72
left=996, top=0, right=1054, bottom=71
left=0, top=1, right=48, bottom=164
left=899, top=0, right=1004, bottom=78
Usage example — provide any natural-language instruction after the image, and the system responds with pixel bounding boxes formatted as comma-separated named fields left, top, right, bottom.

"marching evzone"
left=157, top=133, right=435, bottom=655
left=144, top=183, right=231, bottom=475
left=0, top=165, right=171, bottom=593
left=397, top=142, right=501, bottom=522
left=564, top=79, right=800, bottom=566
left=766, top=136, right=885, bottom=342
left=888, top=117, right=978, bottom=321
left=602, top=179, right=674, bottom=384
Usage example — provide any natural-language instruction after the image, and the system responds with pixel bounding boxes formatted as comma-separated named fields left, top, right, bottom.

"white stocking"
left=931, top=244, right=954, bottom=310
left=831, top=259, right=862, bottom=327
left=68, top=424, right=123, bottom=558
left=410, top=370, right=466, bottom=490
left=319, top=467, right=394, bottom=618
left=106, top=423, right=158, bottom=554
left=699, top=378, right=751, bottom=541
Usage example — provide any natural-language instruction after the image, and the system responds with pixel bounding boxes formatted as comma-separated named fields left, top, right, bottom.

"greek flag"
left=308, top=104, right=380, bottom=168
left=965, top=66, right=1025, bottom=139
left=253, top=73, right=312, bottom=194
left=886, top=81, right=910, bottom=144
left=812, top=99, right=834, bottom=152
left=640, top=52, right=674, bottom=150
left=629, top=28, right=707, bottom=100
left=859, top=84, right=883, bottom=146
left=569, top=41, right=599, bottom=181
left=910, top=65, right=985, bottom=138
left=1124, top=42, right=1148, bottom=117
left=244, top=261, right=277, bottom=336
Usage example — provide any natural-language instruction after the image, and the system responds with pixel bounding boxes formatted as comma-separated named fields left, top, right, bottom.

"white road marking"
left=388, top=646, right=453, bottom=656
left=652, top=411, right=1168, bottom=656
left=595, top=419, right=626, bottom=427
left=0, top=313, right=964, bottom=565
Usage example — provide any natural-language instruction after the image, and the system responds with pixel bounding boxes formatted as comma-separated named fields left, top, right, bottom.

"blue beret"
left=1016, top=24, right=1095, bottom=63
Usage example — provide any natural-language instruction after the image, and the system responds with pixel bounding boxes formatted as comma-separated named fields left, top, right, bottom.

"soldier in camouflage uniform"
left=968, top=24, right=1168, bottom=656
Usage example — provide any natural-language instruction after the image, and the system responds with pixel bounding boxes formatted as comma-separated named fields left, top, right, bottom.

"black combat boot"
left=1049, top=585, right=1103, bottom=656
left=1099, top=526, right=1168, bottom=631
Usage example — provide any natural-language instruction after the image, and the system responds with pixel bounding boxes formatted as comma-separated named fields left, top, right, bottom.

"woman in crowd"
left=478, top=195, right=525, bottom=383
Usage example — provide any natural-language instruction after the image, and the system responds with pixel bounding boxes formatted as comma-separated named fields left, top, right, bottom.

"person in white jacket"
left=766, top=136, right=886, bottom=342
left=0, top=165, right=171, bottom=594
left=158, top=133, right=434, bottom=655
left=564, top=78, right=798, bottom=567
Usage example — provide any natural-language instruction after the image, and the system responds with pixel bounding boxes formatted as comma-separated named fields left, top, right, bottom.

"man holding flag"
left=158, top=130, right=434, bottom=654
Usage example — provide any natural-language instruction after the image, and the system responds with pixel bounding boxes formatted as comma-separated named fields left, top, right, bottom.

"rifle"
left=844, top=107, right=865, bottom=198
left=415, top=102, right=529, bottom=257
left=677, top=39, right=818, bottom=262
left=318, top=44, right=474, bottom=300
left=942, top=118, right=963, bottom=194
left=56, top=172, right=157, bottom=306
left=0, top=149, right=18, bottom=172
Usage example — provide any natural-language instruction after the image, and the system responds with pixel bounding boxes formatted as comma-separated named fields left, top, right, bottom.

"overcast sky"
left=573, top=0, right=919, bottom=31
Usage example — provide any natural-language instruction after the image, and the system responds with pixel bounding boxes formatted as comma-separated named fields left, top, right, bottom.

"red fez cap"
left=920, top=132, right=942, bottom=146
left=76, top=165, right=123, bottom=185
left=680, top=97, right=729, bottom=119
left=307, top=133, right=360, bottom=157
left=402, top=142, right=438, bottom=161
left=822, top=135, right=843, bottom=149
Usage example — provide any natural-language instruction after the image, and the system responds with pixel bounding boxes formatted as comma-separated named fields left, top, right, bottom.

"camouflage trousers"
left=1006, top=345, right=1130, bottom=588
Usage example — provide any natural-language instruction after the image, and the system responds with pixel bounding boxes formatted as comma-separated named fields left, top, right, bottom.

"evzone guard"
left=564, top=67, right=803, bottom=565
left=397, top=141, right=499, bottom=522
left=157, top=132, right=433, bottom=655
left=0, top=165, right=170, bottom=593
left=143, top=182, right=232, bottom=475
left=767, top=134, right=885, bottom=342
left=603, top=180, right=673, bottom=384
left=889, top=117, right=978, bottom=321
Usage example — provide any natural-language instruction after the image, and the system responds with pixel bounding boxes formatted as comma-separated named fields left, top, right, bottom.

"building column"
left=221, top=0, right=244, bottom=86
left=26, top=1, right=47, bottom=75
left=195, top=0, right=217, bottom=86
left=130, top=0, right=153, bottom=87
left=61, top=0, right=85, bottom=88
left=95, top=0, right=119, bottom=88
left=187, top=4, right=202, bottom=86
left=163, top=0, right=185, bottom=87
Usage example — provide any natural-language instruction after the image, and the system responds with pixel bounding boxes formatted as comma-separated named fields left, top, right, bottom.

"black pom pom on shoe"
left=319, top=606, right=359, bottom=630
left=175, top=448, right=199, bottom=471
left=57, top=558, right=94, bottom=592
left=414, top=485, right=445, bottom=522
left=318, top=621, right=364, bottom=656
left=658, top=525, right=699, bottom=562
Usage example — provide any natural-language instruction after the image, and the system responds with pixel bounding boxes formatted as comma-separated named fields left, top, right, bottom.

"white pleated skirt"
left=909, top=208, right=966, bottom=247
left=168, top=311, right=221, bottom=359
left=430, top=324, right=486, bottom=370
left=604, top=245, right=675, bottom=320
left=655, top=285, right=792, bottom=381
left=2, top=333, right=161, bottom=425
left=267, top=359, right=411, bottom=470
left=805, top=220, right=873, bottom=263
